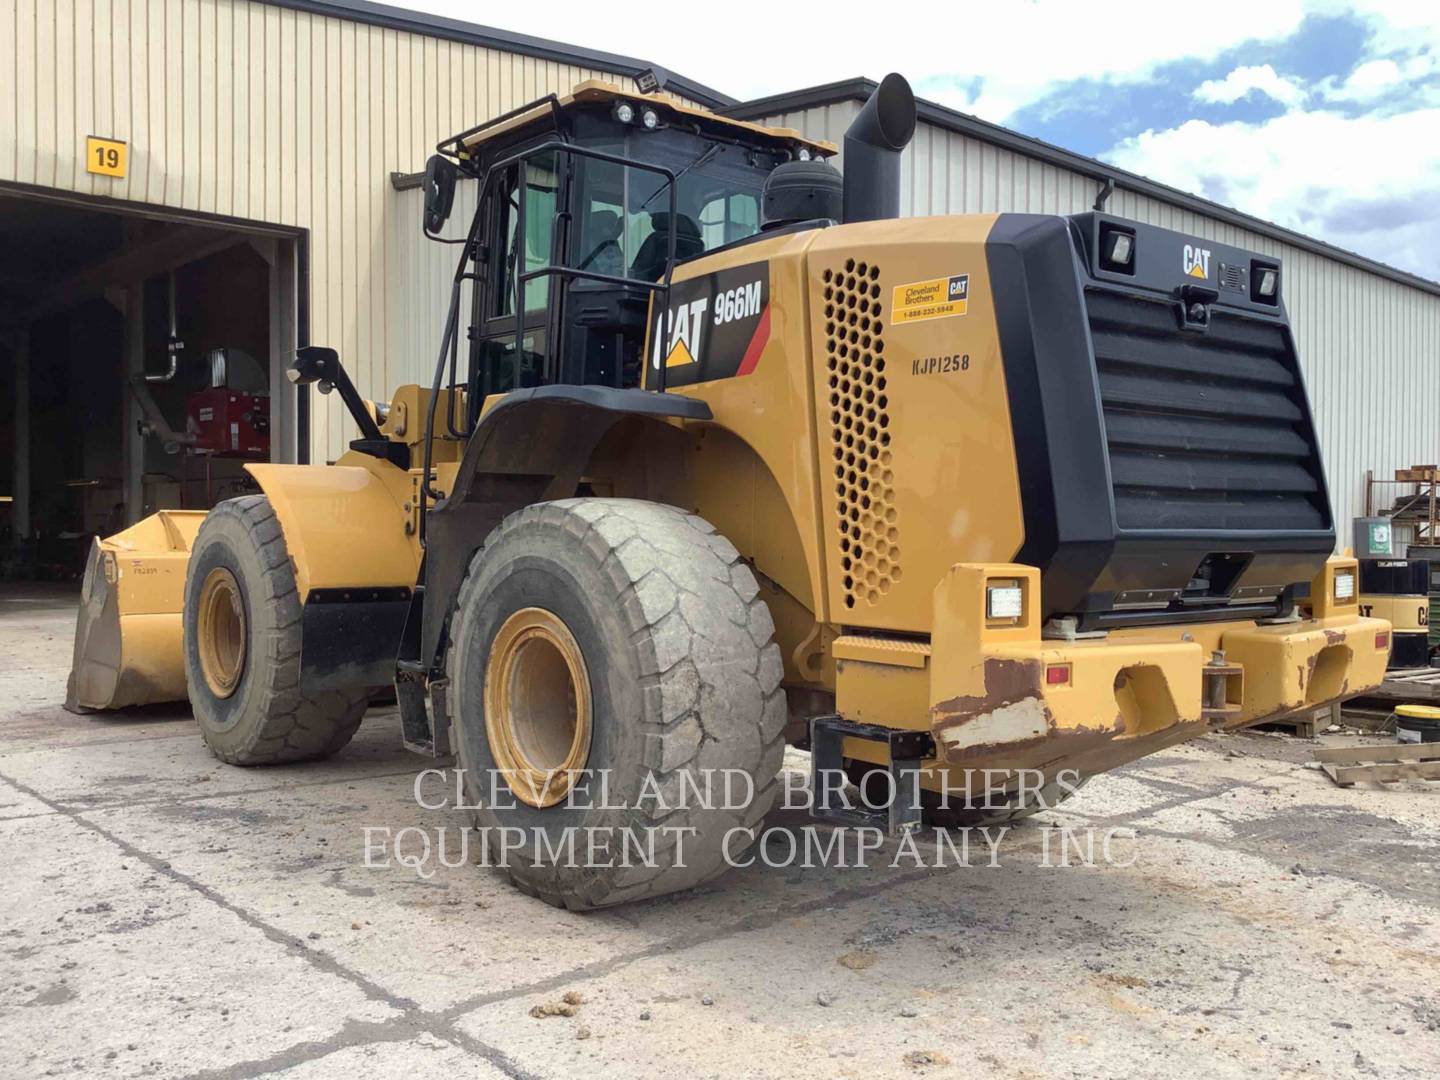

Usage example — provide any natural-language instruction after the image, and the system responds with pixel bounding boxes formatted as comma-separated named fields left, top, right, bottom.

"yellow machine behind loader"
left=69, top=73, right=1391, bottom=908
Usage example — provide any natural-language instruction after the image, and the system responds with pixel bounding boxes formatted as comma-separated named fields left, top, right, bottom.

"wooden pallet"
left=1258, top=713, right=1322, bottom=737
left=1313, top=742, right=1440, bottom=786
left=1256, top=703, right=1339, bottom=738
left=1363, top=666, right=1440, bottom=704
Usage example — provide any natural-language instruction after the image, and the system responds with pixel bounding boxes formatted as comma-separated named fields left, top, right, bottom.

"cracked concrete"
left=2, top=583, right=1439, bottom=1078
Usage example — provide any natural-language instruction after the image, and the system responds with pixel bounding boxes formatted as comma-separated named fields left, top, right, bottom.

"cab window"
left=567, top=143, right=765, bottom=283
left=492, top=152, right=559, bottom=316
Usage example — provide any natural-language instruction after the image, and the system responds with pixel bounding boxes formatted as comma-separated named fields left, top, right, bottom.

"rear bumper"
left=1219, top=618, right=1391, bottom=729
left=834, top=561, right=1390, bottom=779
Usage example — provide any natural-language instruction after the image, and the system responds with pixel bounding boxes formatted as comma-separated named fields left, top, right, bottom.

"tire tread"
left=187, top=496, right=368, bottom=766
left=448, top=498, right=785, bottom=909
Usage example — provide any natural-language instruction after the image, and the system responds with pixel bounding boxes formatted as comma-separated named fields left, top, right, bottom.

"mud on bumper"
left=833, top=562, right=1391, bottom=780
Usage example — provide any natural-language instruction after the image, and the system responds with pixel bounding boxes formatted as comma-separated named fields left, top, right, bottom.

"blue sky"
left=992, top=14, right=1374, bottom=156
left=412, top=1, right=1440, bottom=279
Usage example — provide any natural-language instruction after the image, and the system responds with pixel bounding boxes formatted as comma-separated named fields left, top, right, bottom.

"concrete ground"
left=2, top=583, right=1438, bottom=1079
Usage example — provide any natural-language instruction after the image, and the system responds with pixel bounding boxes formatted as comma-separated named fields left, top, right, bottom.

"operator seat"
left=630, top=212, right=704, bottom=282
left=576, top=210, right=624, bottom=277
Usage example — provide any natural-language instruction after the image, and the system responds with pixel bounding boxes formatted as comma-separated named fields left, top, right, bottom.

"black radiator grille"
left=1085, top=288, right=1329, bottom=533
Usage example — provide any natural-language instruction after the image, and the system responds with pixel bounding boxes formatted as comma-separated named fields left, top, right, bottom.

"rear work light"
left=986, top=583, right=1024, bottom=620
left=1099, top=225, right=1136, bottom=274
left=1333, top=570, right=1356, bottom=601
left=1251, top=260, right=1280, bottom=304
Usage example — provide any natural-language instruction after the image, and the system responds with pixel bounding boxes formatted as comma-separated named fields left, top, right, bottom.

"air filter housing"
left=762, top=160, right=843, bottom=230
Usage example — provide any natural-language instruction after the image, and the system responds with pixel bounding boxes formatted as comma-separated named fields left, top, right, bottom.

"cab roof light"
left=634, top=66, right=668, bottom=95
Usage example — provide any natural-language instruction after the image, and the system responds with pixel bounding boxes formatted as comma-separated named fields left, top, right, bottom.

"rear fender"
left=420, top=386, right=713, bottom=673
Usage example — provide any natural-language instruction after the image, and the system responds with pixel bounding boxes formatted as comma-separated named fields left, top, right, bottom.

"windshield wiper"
left=639, top=144, right=722, bottom=212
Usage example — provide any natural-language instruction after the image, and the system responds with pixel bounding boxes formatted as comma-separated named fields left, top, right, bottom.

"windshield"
left=568, top=138, right=765, bottom=282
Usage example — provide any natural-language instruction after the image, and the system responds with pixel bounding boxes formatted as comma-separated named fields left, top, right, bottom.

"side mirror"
left=423, top=154, right=458, bottom=234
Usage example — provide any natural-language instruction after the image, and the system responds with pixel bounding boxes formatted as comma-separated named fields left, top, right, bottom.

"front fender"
left=244, top=459, right=419, bottom=602
left=245, top=459, right=420, bottom=690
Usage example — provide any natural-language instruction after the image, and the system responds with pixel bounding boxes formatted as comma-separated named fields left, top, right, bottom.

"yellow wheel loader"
left=68, top=73, right=1391, bottom=908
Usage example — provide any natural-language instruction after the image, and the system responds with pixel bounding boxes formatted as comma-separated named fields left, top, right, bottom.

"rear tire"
left=447, top=498, right=786, bottom=910
left=183, top=496, right=369, bottom=765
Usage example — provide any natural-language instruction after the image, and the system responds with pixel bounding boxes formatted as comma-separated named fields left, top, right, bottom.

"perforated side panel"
left=822, top=259, right=900, bottom=609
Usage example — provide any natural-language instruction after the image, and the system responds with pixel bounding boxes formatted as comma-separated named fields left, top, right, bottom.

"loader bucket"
left=65, top=510, right=208, bottom=712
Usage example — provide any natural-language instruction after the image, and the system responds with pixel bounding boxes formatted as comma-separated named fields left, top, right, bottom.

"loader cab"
left=424, top=81, right=830, bottom=427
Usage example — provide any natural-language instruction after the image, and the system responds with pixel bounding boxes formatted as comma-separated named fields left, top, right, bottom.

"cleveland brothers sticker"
left=892, top=273, right=969, bottom=324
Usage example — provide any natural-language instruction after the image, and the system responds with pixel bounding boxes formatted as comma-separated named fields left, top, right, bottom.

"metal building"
left=3, top=2, right=1436, bottom=573
left=0, top=0, right=726, bottom=568
left=732, top=80, right=1440, bottom=537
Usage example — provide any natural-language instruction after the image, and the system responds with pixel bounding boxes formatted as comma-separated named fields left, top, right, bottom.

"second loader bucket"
left=65, top=510, right=208, bottom=713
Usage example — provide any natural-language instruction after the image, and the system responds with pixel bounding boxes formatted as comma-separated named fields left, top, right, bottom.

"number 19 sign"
left=86, top=136, right=127, bottom=178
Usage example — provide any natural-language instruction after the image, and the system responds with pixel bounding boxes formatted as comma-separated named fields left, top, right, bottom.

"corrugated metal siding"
left=388, top=178, right=479, bottom=400
left=762, top=104, right=1440, bottom=541
left=2, top=0, right=624, bottom=462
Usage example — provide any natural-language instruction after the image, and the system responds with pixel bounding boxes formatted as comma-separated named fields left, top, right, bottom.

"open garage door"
left=0, top=191, right=302, bottom=581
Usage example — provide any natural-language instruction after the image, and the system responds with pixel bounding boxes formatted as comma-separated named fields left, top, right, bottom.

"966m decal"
left=650, top=262, right=771, bottom=387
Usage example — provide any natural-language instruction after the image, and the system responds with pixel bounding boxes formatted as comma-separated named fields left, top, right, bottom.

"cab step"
left=808, top=715, right=936, bottom=835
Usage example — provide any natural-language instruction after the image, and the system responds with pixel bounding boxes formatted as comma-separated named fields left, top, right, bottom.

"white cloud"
left=1194, top=64, right=1306, bottom=108
left=1322, top=0, right=1440, bottom=57
left=1330, top=58, right=1403, bottom=100
left=390, top=0, right=1440, bottom=277
left=1323, top=54, right=1439, bottom=103
left=1310, top=0, right=1440, bottom=107
left=1105, top=107, right=1440, bottom=277
left=394, top=0, right=1308, bottom=120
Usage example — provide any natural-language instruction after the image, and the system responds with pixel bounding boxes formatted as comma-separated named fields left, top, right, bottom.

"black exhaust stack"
left=842, top=73, right=917, bottom=223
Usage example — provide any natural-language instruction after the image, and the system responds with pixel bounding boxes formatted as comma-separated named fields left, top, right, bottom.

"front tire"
left=183, top=496, right=369, bottom=765
left=447, top=498, right=786, bottom=910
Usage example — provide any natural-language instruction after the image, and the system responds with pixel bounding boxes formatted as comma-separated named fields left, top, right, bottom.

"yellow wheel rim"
left=197, top=567, right=247, bottom=699
left=484, top=607, right=593, bottom=808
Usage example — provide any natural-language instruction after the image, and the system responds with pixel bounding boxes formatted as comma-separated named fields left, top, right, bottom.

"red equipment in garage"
left=185, top=348, right=270, bottom=459
left=186, top=388, right=269, bottom=457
